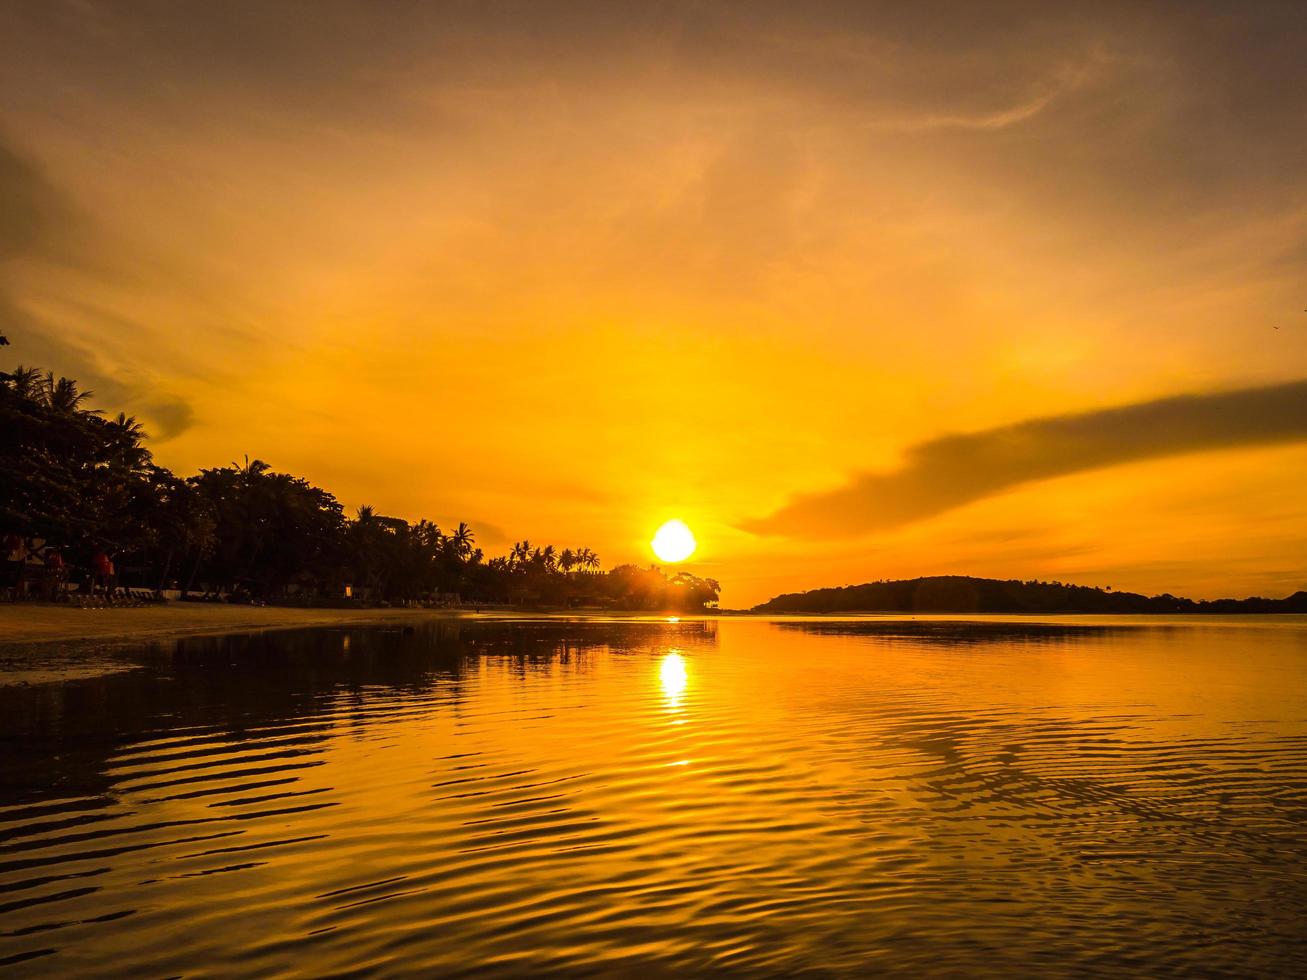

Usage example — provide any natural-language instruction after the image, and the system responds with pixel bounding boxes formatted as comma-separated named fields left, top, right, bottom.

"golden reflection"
left=659, top=651, right=688, bottom=707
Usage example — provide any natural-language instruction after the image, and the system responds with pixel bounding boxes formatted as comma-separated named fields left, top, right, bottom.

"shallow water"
left=2, top=616, right=1306, bottom=977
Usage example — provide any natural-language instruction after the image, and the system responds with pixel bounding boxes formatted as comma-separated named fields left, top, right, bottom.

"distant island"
left=754, top=575, right=1307, bottom=615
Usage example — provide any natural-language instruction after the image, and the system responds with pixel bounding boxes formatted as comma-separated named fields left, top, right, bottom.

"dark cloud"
left=464, top=519, right=509, bottom=547
left=136, top=396, right=195, bottom=440
left=0, top=137, right=68, bottom=261
left=4, top=312, right=198, bottom=442
left=0, top=133, right=196, bottom=441
left=0, top=135, right=74, bottom=361
left=6, top=1, right=1300, bottom=250
left=744, top=379, right=1307, bottom=538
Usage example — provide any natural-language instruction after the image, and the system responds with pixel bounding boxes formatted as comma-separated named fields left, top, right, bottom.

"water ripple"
left=0, top=616, right=1305, bottom=976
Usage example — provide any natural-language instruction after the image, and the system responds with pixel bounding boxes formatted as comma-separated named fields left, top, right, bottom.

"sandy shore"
left=0, top=602, right=464, bottom=648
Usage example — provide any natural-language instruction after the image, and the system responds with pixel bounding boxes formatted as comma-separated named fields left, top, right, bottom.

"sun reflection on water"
left=659, top=651, right=688, bottom=708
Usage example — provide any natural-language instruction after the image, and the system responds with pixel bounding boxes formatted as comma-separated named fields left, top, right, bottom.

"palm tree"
left=4, top=365, right=43, bottom=399
left=511, top=540, right=531, bottom=569
left=450, top=521, right=475, bottom=559
left=107, top=412, right=151, bottom=470
left=111, top=412, right=147, bottom=441
left=579, top=548, right=600, bottom=572
left=42, top=373, right=98, bottom=415
left=559, top=548, right=576, bottom=574
left=234, top=455, right=271, bottom=480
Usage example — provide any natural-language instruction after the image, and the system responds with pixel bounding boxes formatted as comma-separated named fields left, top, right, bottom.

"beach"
left=0, top=602, right=459, bottom=648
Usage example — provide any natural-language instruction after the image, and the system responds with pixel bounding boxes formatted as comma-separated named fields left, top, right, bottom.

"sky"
left=2, top=0, right=1306, bottom=606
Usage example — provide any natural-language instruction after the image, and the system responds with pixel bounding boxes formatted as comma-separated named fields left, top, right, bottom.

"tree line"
left=0, top=359, right=720, bottom=611
left=753, top=574, right=1307, bottom=614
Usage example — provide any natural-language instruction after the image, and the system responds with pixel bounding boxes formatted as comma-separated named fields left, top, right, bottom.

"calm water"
left=2, top=616, right=1307, bottom=977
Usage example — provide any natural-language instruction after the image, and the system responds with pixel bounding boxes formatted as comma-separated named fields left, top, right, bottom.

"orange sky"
left=3, top=2, right=1306, bottom=606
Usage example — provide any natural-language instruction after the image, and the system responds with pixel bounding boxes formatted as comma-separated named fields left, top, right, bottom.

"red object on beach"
left=94, top=552, right=112, bottom=576
left=45, top=550, right=65, bottom=570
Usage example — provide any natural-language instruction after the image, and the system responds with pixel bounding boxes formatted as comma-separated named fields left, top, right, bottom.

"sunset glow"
left=2, top=3, right=1305, bottom=606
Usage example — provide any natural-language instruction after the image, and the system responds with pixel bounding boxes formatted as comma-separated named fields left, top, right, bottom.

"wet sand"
left=0, top=602, right=459, bottom=648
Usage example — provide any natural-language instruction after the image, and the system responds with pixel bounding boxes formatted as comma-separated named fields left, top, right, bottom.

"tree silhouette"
left=0, top=348, right=722, bottom=610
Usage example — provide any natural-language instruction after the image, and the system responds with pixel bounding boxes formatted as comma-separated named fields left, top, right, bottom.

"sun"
left=651, top=519, right=697, bottom=563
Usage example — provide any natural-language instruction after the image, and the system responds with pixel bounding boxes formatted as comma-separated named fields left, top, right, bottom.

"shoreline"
left=5, top=602, right=1307, bottom=651
left=2, top=602, right=1305, bottom=689
left=0, top=602, right=474, bottom=649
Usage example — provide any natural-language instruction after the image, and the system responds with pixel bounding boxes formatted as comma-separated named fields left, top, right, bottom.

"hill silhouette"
left=753, top=575, right=1307, bottom=615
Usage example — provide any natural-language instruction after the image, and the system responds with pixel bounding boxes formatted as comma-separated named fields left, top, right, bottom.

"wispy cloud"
left=744, top=379, right=1307, bottom=538
left=891, top=89, right=1059, bottom=131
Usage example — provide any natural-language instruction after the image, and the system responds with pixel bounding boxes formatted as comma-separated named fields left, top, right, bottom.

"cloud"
left=0, top=132, right=196, bottom=441
left=0, top=133, right=77, bottom=364
left=0, top=136, right=66, bottom=260
left=885, top=89, right=1059, bottom=132
left=864, top=51, right=1102, bottom=133
left=138, top=396, right=195, bottom=440
left=744, top=379, right=1307, bottom=538
left=465, top=519, right=510, bottom=547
